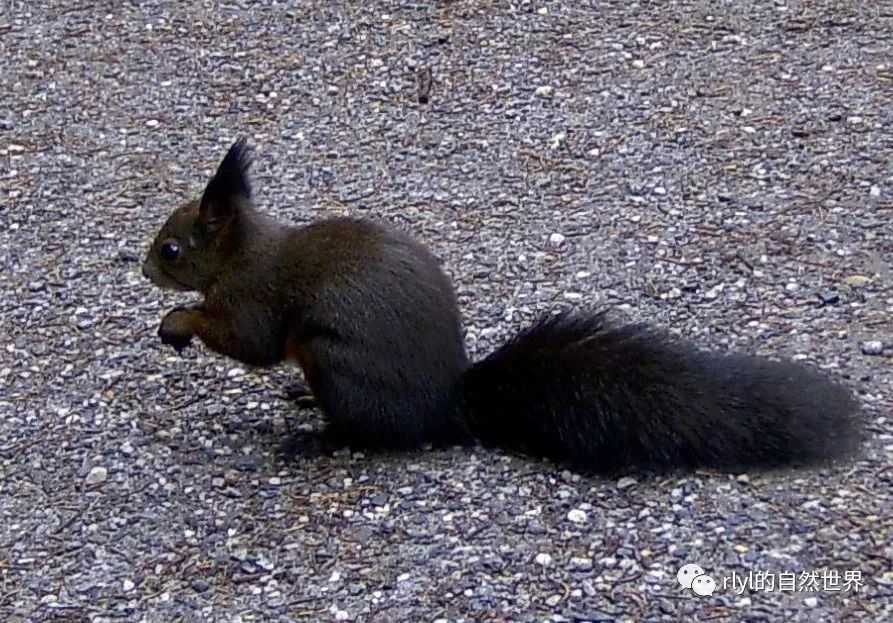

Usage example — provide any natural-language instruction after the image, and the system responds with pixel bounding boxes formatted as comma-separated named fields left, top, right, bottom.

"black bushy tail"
left=462, top=311, right=862, bottom=473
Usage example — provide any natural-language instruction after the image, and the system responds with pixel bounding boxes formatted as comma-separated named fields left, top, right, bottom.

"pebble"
left=817, top=290, right=839, bottom=305
left=616, top=476, right=637, bottom=489
left=843, top=275, right=871, bottom=287
left=117, top=248, right=140, bottom=262
left=567, top=508, right=588, bottom=523
left=534, top=85, right=553, bottom=96
left=804, top=597, right=818, bottom=608
left=704, top=284, right=724, bottom=300
left=569, top=557, right=593, bottom=571
left=191, top=579, right=210, bottom=593
left=861, top=341, right=884, bottom=356
left=233, top=454, right=264, bottom=471
left=535, top=553, right=552, bottom=566
left=549, top=233, right=566, bottom=246
left=582, top=580, right=597, bottom=597
left=85, top=466, right=108, bottom=486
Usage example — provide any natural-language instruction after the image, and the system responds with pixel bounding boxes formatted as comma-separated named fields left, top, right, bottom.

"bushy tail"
left=461, top=311, right=862, bottom=473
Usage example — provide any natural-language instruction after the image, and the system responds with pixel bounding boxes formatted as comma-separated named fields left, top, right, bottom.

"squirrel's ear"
left=199, top=138, right=252, bottom=231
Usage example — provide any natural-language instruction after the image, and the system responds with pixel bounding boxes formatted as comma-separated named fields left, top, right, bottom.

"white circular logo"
left=677, top=563, right=706, bottom=589
left=692, top=574, right=717, bottom=596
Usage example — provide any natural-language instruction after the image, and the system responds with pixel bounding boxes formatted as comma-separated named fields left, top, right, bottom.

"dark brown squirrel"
left=143, top=139, right=863, bottom=473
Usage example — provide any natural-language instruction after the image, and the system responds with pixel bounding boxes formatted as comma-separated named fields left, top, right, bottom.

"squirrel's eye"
left=161, top=241, right=180, bottom=262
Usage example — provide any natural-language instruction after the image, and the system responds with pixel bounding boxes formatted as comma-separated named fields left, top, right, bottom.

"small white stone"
left=537, top=7, right=548, bottom=15
left=534, top=85, right=553, bottom=96
left=85, top=466, right=108, bottom=485
left=549, top=232, right=566, bottom=245
left=535, top=552, right=552, bottom=565
left=145, top=119, right=159, bottom=127
left=704, top=284, right=724, bottom=300
left=567, top=508, right=588, bottom=523
left=268, top=476, right=282, bottom=486
left=869, top=185, right=881, bottom=197
left=123, top=578, right=135, bottom=591
left=862, top=340, right=884, bottom=356
left=631, top=59, right=645, bottom=69
left=804, top=596, right=819, bottom=608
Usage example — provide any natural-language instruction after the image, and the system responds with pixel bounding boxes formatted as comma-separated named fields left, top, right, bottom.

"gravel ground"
left=2, top=1, right=892, bottom=621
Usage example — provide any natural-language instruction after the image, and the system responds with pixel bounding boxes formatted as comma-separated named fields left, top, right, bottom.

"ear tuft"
left=199, top=138, right=253, bottom=230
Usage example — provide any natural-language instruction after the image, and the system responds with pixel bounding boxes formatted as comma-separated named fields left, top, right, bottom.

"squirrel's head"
left=143, top=138, right=252, bottom=292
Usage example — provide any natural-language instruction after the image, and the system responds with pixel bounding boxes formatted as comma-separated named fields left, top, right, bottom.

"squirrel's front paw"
left=159, top=307, right=197, bottom=353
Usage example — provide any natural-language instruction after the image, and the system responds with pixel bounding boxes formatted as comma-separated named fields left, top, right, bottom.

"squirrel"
left=143, top=139, right=862, bottom=473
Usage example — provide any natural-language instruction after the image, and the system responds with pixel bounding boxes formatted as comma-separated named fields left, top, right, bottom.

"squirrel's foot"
left=281, top=430, right=337, bottom=460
